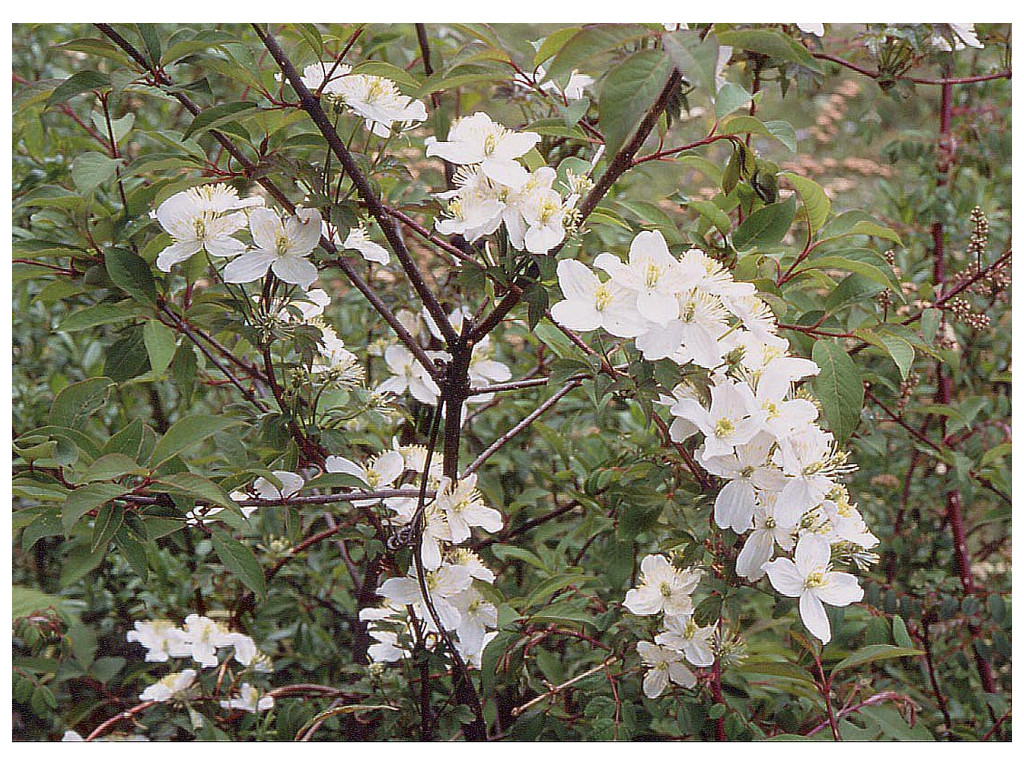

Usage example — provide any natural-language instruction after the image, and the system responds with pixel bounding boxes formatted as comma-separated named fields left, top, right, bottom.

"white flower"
left=126, top=619, right=190, bottom=662
left=153, top=191, right=248, bottom=272
left=520, top=185, right=570, bottom=254
left=178, top=614, right=235, bottom=667
left=636, top=289, right=730, bottom=366
left=220, top=683, right=274, bottom=714
left=796, top=24, right=825, bottom=37
left=253, top=470, right=305, bottom=505
left=448, top=548, right=496, bottom=583
left=623, top=554, right=701, bottom=617
left=449, top=586, right=498, bottom=660
left=325, top=451, right=404, bottom=506
left=735, top=494, right=799, bottom=581
left=377, top=563, right=473, bottom=633
left=376, top=345, right=442, bottom=405
left=434, top=473, right=503, bottom=543
left=763, top=533, right=863, bottom=643
left=139, top=669, right=197, bottom=703
left=637, top=641, right=696, bottom=698
left=595, top=230, right=696, bottom=326
left=224, top=207, right=322, bottom=290
left=551, top=259, right=644, bottom=337
left=279, top=288, right=331, bottom=322
left=281, top=61, right=353, bottom=93
left=531, top=65, right=594, bottom=101
left=434, top=168, right=505, bottom=242
left=333, top=74, right=427, bottom=137
left=343, top=226, right=390, bottom=265
left=426, top=112, right=540, bottom=190
left=671, top=379, right=760, bottom=460
left=656, top=616, right=717, bottom=667
left=931, top=24, right=984, bottom=51
left=773, top=425, right=838, bottom=520
left=698, top=432, right=780, bottom=533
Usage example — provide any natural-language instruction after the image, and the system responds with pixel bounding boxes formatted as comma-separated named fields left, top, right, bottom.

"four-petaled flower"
left=623, top=554, right=701, bottom=617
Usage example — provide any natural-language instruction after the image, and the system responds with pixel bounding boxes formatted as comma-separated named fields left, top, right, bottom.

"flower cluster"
left=323, top=443, right=503, bottom=667
left=127, top=615, right=273, bottom=713
left=428, top=112, right=581, bottom=254
left=552, top=230, right=877, bottom=646
left=624, top=554, right=716, bottom=698
left=289, top=61, right=428, bottom=137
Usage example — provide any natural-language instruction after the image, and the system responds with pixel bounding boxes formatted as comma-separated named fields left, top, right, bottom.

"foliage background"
left=11, top=22, right=1011, bottom=741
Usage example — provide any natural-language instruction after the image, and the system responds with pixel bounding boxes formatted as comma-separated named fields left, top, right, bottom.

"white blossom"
left=224, top=207, right=321, bottom=290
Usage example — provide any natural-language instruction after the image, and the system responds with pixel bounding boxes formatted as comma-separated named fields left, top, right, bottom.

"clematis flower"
left=931, top=24, right=984, bottom=51
left=551, top=259, right=645, bottom=337
left=449, top=586, right=498, bottom=660
left=796, top=24, right=825, bottom=36
left=153, top=191, right=249, bottom=272
left=698, top=432, right=780, bottom=533
left=376, top=345, right=442, bottom=405
left=763, top=533, right=864, bottom=643
left=126, top=619, right=190, bottom=662
left=252, top=471, right=305, bottom=507
left=224, top=207, right=322, bottom=290
left=595, top=230, right=696, bottom=326
left=656, top=616, right=717, bottom=667
left=377, top=563, right=473, bottom=633
left=735, top=493, right=800, bottom=581
left=220, top=683, right=274, bottom=714
left=178, top=614, right=235, bottom=667
left=623, top=554, right=701, bottom=617
left=637, top=641, right=696, bottom=698
left=279, top=61, right=352, bottom=94
left=433, top=473, right=503, bottom=544
left=139, top=669, right=197, bottom=703
left=343, top=226, right=390, bottom=265
left=670, top=379, right=760, bottom=460
left=333, top=74, right=427, bottom=137
left=325, top=451, right=404, bottom=507
left=426, top=112, right=540, bottom=190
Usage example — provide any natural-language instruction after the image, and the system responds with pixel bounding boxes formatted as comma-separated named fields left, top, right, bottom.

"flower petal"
left=799, top=590, right=831, bottom=643
left=763, top=557, right=804, bottom=597
left=223, top=250, right=275, bottom=284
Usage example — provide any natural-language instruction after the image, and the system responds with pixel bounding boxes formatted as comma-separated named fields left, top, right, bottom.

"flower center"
left=644, top=263, right=662, bottom=289
left=483, top=133, right=498, bottom=156
left=764, top=516, right=777, bottom=529
left=193, top=217, right=207, bottom=241
left=659, top=583, right=673, bottom=598
left=594, top=284, right=613, bottom=311
left=683, top=620, right=697, bottom=640
left=804, top=571, right=826, bottom=589
left=714, top=418, right=735, bottom=438
left=275, top=233, right=291, bottom=256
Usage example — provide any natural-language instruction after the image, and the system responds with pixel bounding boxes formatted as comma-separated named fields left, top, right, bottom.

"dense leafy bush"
left=12, top=23, right=1010, bottom=742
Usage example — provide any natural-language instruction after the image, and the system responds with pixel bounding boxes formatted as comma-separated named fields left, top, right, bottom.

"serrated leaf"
left=732, top=195, right=796, bottom=252
left=811, top=340, right=864, bottom=446
left=150, top=415, right=238, bottom=468
left=599, top=49, right=673, bottom=157
left=211, top=531, right=266, bottom=598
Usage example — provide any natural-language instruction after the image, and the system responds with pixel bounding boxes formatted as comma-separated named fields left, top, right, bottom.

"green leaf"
left=182, top=101, right=260, bottom=140
left=780, top=172, right=830, bottom=233
left=599, top=49, right=673, bottom=157
left=49, top=377, right=114, bottom=430
left=91, top=503, right=124, bottom=552
left=105, top=247, right=158, bottom=305
left=802, top=252, right=902, bottom=296
left=686, top=200, right=731, bottom=236
left=534, top=26, right=582, bottom=68
left=46, top=70, right=110, bottom=107
left=71, top=152, right=121, bottom=194
left=137, top=23, right=162, bottom=66
left=811, top=340, right=864, bottom=446
left=143, top=320, right=177, bottom=374
left=350, top=61, right=421, bottom=91
left=528, top=602, right=597, bottom=628
left=150, top=415, right=238, bottom=468
left=545, top=24, right=652, bottom=84
left=716, top=28, right=822, bottom=72
left=61, top=483, right=125, bottom=533
left=57, top=303, right=139, bottom=333
left=150, top=472, right=240, bottom=512
left=211, top=531, right=266, bottom=599
left=662, top=31, right=720, bottom=96
left=714, top=82, right=753, bottom=120
left=80, top=453, right=144, bottom=483
left=830, top=644, right=923, bottom=676
left=892, top=616, right=913, bottom=649
left=854, top=329, right=915, bottom=380
left=732, top=195, right=796, bottom=252
left=491, top=543, right=548, bottom=572
left=920, top=308, right=941, bottom=344
left=104, top=324, right=151, bottom=382
left=13, top=586, right=66, bottom=620
left=847, top=220, right=903, bottom=246
left=720, top=115, right=797, bottom=152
